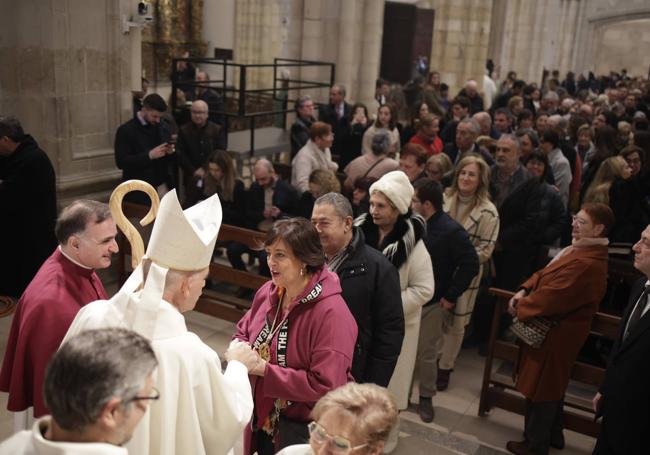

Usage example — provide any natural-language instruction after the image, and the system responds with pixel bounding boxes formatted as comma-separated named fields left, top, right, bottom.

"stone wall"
left=428, top=0, right=492, bottom=95
left=0, top=0, right=138, bottom=205
left=231, top=0, right=384, bottom=109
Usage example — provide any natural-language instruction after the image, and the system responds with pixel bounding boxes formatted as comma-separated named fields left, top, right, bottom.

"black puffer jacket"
left=334, top=228, right=405, bottom=386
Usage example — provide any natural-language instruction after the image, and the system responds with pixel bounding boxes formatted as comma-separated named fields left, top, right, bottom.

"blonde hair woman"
left=439, top=156, right=499, bottom=389
left=425, top=153, right=453, bottom=182
left=583, top=155, right=632, bottom=205
left=277, top=383, right=398, bottom=455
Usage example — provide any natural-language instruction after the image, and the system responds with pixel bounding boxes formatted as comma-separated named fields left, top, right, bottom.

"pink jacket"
left=235, top=266, right=357, bottom=453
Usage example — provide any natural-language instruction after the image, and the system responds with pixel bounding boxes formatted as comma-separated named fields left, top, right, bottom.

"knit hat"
left=369, top=170, right=413, bottom=215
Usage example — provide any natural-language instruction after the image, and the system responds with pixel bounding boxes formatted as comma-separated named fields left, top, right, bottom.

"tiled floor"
left=0, top=309, right=597, bottom=454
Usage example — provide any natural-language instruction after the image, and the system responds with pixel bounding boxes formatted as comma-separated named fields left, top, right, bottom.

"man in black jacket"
left=594, top=224, right=650, bottom=455
left=411, top=179, right=479, bottom=422
left=318, top=84, right=352, bottom=157
left=312, top=192, right=404, bottom=387
left=290, top=95, right=315, bottom=158
left=114, top=93, right=174, bottom=204
left=226, top=159, right=296, bottom=275
left=176, top=100, right=225, bottom=205
left=0, top=116, right=57, bottom=298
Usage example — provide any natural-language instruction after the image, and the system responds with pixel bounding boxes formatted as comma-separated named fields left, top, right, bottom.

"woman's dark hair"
left=581, top=203, right=615, bottom=237
left=523, top=150, right=554, bottom=184
left=351, top=102, right=369, bottom=120
left=600, top=111, right=618, bottom=129
left=264, top=218, right=325, bottom=274
left=634, top=130, right=650, bottom=174
left=542, top=129, right=560, bottom=149
left=374, top=103, right=397, bottom=130
left=354, top=176, right=378, bottom=192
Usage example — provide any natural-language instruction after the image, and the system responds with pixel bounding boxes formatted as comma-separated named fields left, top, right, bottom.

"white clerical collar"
left=59, top=246, right=92, bottom=270
left=136, top=111, right=148, bottom=126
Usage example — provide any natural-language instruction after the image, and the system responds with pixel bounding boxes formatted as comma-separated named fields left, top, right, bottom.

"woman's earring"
left=300, top=267, right=305, bottom=277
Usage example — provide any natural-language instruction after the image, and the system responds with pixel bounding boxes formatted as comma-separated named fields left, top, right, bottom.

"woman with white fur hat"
left=354, top=170, right=434, bottom=453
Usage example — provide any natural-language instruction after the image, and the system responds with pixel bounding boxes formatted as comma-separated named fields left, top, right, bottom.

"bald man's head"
left=253, top=159, right=276, bottom=188
left=190, top=100, right=209, bottom=127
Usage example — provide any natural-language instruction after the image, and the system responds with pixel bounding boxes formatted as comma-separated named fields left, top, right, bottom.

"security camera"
left=134, top=1, right=154, bottom=24
left=138, top=1, right=149, bottom=15
left=122, top=1, right=154, bottom=33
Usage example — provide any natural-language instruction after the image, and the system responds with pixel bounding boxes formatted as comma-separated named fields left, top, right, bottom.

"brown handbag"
left=510, top=316, right=557, bottom=349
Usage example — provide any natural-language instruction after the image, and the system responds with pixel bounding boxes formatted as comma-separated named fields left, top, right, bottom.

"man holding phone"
left=115, top=93, right=176, bottom=203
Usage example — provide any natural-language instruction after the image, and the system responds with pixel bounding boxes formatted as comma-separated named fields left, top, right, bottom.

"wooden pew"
left=478, top=288, right=621, bottom=437
left=116, top=202, right=269, bottom=323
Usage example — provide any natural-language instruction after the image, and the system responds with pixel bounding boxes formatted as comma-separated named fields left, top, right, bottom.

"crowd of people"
left=1, top=64, right=650, bottom=455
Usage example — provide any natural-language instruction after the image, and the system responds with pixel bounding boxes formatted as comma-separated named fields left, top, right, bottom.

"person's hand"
left=592, top=392, right=602, bottom=413
left=149, top=144, right=169, bottom=160
left=440, top=298, right=455, bottom=311
left=249, top=358, right=267, bottom=377
left=508, top=289, right=526, bottom=316
left=194, top=168, right=206, bottom=178
left=225, top=340, right=259, bottom=371
left=270, top=206, right=281, bottom=218
left=263, top=208, right=273, bottom=219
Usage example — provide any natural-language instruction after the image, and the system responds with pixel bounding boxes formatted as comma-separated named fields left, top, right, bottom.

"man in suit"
left=318, top=84, right=351, bottom=157
left=593, top=224, right=650, bottom=454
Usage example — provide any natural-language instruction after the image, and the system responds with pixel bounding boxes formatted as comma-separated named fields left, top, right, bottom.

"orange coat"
left=515, top=244, right=608, bottom=402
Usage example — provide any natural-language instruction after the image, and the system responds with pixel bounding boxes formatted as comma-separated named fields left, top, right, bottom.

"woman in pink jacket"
left=234, top=218, right=358, bottom=455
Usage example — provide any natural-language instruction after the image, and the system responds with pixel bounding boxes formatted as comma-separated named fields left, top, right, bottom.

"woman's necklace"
left=257, top=293, right=286, bottom=362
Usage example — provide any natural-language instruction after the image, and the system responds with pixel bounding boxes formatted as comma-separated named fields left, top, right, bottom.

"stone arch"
left=576, top=3, right=650, bottom=77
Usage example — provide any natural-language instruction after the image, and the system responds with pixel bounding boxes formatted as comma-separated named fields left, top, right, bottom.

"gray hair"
left=371, top=130, right=391, bottom=156
left=295, top=94, right=312, bottom=112
left=515, top=128, right=540, bottom=148
left=314, top=192, right=353, bottom=218
left=459, top=118, right=481, bottom=136
left=498, top=133, right=522, bottom=151
left=543, top=91, right=559, bottom=102
left=55, top=200, right=112, bottom=245
left=333, top=84, right=347, bottom=97
left=44, top=328, right=157, bottom=432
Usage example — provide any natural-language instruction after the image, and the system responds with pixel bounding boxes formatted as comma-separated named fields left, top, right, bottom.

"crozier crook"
left=109, top=180, right=160, bottom=268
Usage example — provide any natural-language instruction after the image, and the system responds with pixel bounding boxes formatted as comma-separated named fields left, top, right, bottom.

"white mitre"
left=145, top=189, right=222, bottom=270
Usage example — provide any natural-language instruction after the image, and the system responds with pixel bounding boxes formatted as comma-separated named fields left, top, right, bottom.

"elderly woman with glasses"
left=505, top=203, right=614, bottom=455
left=277, top=382, right=398, bottom=455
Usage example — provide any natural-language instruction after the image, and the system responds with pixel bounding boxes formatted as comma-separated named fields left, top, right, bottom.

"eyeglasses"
left=308, top=421, right=367, bottom=455
left=128, top=387, right=160, bottom=403
left=572, top=215, right=589, bottom=226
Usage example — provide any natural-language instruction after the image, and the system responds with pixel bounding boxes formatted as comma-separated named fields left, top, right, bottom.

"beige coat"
left=291, top=140, right=338, bottom=193
left=387, top=240, right=434, bottom=409
left=443, top=194, right=500, bottom=328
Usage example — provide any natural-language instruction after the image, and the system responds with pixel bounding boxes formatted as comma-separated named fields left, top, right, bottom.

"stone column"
left=429, top=0, right=493, bottom=95
left=0, top=0, right=137, bottom=204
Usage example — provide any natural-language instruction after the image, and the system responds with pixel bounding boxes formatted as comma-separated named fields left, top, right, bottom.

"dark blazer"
left=176, top=120, right=225, bottom=174
left=245, top=178, right=298, bottom=229
left=335, top=228, right=405, bottom=386
left=492, top=176, right=543, bottom=290
left=423, top=212, right=479, bottom=305
left=290, top=116, right=314, bottom=158
left=318, top=102, right=352, bottom=156
left=595, top=277, right=650, bottom=455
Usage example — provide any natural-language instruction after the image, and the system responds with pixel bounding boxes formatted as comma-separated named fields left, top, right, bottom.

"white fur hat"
left=145, top=190, right=222, bottom=271
left=369, top=170, right=414, bottom=215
